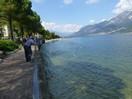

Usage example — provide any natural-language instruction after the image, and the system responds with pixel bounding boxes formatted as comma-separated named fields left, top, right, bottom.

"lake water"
left=41, top=34, right=132, bottom=99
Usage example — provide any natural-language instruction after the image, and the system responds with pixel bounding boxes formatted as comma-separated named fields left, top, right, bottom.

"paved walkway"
left=0, top=47, right=33, bottom=99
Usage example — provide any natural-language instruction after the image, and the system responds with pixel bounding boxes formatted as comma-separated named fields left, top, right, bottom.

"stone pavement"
left=0, top=47, right=33, bottom=99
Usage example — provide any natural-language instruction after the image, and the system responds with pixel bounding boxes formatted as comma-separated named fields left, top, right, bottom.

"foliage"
left=0, top=40, right=19, bottom=51
left=46, top=32, right=60, bottom=40
left=41, top=30, right=60, bottom=40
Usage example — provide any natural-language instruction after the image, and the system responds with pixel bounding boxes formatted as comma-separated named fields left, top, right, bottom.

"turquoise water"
left=41, top=34, right=132, bottom=99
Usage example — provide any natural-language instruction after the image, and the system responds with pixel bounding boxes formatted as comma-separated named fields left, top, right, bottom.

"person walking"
left=24, top=37, right=36, bottom=62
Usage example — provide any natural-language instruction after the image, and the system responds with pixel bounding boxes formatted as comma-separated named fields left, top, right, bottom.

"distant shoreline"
left=45, top=38, right=63, bottom=43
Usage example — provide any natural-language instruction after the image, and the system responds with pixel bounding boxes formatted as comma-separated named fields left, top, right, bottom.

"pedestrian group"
left=23, top=36, right=44, bottom=62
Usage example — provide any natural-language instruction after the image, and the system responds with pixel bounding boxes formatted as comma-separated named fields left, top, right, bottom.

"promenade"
left=0, top=47, right=33, bottom=99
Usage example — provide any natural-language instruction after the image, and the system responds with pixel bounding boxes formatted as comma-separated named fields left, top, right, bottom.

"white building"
left=0, top=25, right=9, bottom=38
left=3, top=25, right=9, bottom=37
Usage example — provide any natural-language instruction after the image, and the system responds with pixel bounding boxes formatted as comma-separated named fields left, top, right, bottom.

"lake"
left=41, top=34, right=132, bottom=99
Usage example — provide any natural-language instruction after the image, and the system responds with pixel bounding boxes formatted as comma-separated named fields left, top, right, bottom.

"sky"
left=31, top=0, right=132, bottom=33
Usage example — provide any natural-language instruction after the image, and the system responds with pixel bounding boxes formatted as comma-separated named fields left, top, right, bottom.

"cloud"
left=85, top=0, right=98, bottom=4
left=63, top=0, right=73, bottom=4
left=113, top=0, right=132, bottom=14
left=42, top=21, right=82, bottom=33
left=63, top=0, right=98, bottom=5
left=33, top=0, right=44, bottom=3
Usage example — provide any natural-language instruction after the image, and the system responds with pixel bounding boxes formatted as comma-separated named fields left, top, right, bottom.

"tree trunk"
left=8, top=15, right=13, bottom=41
left=20, top=26, right=24, bottom=41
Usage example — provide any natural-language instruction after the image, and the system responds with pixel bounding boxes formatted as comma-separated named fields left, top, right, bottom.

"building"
left=0, top=25, right=9, bottom=38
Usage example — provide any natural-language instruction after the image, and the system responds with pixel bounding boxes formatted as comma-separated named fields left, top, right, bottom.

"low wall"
left=37, top=51, right=51, bottom=99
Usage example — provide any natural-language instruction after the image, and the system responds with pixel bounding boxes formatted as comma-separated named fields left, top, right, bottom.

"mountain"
left=72, top=10, right=132, bottom=37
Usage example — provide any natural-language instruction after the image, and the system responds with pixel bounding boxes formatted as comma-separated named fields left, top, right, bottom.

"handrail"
left=33, top=45, right=39, bottom=99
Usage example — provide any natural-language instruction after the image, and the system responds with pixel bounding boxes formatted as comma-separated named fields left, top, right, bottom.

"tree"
left=13, top=0, right=33, bottom=40
left=0, top=0, right=17, bottom=40
left=0, top=0, right=60, bottom=40
left=0, top=0, right=32, bottom=40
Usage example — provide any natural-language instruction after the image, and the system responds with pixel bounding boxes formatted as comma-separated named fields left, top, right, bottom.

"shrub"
left=0, top=40, right=19, bottom=51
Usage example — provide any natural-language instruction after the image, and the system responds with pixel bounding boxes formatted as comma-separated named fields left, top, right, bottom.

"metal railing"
left=33, top=45, right=39, bottom=99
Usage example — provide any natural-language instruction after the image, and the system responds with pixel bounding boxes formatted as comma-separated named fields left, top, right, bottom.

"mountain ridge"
left=72, top=10, right=132, bottom=37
